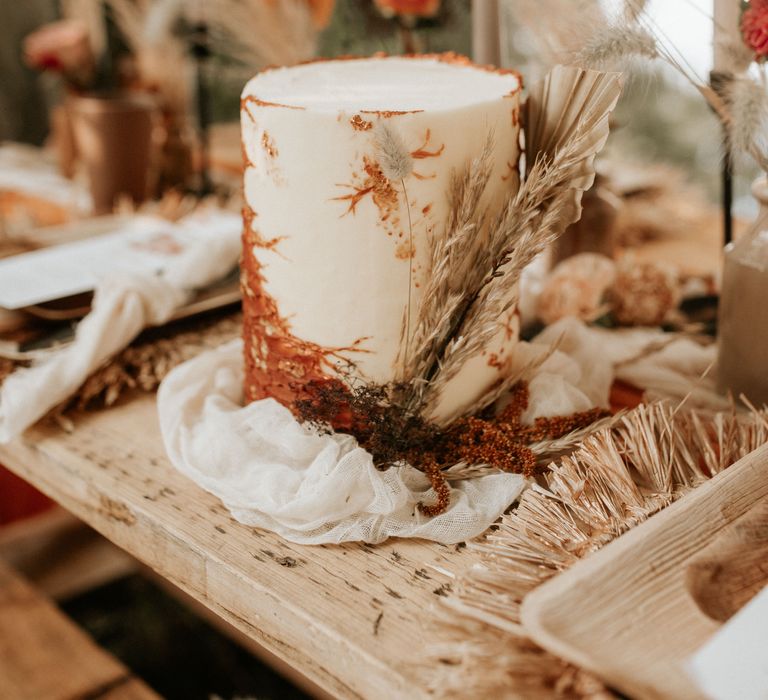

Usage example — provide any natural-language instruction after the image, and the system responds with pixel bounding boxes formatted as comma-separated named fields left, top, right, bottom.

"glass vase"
left=717, top=176, right=768, bottom=405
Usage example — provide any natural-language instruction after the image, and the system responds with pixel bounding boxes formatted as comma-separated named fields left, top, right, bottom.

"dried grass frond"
left=205, top=0, right=318, bottom=70
left=106, top=0, right=191, bottom=114
left=402, top=134, right=495, bottom=392
left=724, top=74, right=768, bottom=171
left=373, top=123, right=413, bottom=181
left=424, top=120, right=602, bottom=408
left=423, top=399, right=768, bottom=697
left=573, top=24, right=658, bottom=69
left=622, top=0, right=649, bottom=23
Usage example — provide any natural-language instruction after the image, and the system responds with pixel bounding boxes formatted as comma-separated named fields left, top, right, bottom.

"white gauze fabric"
left=157, top=340, right=528, bottom=545
left=157, top=314, right=721, bottom=545
left=0, top=210, right=241, bottom=443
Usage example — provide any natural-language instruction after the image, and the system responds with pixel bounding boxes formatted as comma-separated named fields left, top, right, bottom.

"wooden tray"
left=521, top=442, right=768, bottom=699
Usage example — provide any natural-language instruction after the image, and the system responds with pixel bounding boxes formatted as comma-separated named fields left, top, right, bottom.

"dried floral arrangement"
left=23, top=0, right=106, bottom=91
left=559, top=0, right=768, bottom=172
left=291, top=65, right=624, bottom=516
left=204, top=0, right=333, bottom=70
left=106, top=0, right=193, bottom=115
left=424, top=397, right=768, bottom=697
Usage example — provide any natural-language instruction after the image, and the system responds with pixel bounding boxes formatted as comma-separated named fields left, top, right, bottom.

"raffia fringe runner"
left=425, top=400, right=768, bottom=698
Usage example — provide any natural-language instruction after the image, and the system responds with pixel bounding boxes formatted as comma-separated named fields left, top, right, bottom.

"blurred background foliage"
left=0, top=0, right=755, bottom=211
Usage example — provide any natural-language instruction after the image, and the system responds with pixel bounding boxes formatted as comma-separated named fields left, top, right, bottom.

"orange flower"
left=373, top=0, right=441, bottom=18
left=306, top=0, right=335, bottom=28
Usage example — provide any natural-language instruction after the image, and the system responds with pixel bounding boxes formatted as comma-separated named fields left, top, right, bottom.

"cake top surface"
left=242, top=54, right=521, bottom=113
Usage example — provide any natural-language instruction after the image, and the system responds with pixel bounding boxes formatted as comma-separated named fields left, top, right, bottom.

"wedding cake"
left=240, top=53, right=522, bottom=420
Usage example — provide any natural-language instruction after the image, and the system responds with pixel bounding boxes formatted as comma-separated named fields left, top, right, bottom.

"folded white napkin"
left=0, top=210, right=241, bottom=443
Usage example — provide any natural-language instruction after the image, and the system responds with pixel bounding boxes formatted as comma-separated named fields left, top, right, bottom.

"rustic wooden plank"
left=521, top=443, right=768, bottom=700
left=0, top=393, right=480, bottom=700
left=0, top=559, right=159, bottom=700
left=0, top=507, right=137, bottom=600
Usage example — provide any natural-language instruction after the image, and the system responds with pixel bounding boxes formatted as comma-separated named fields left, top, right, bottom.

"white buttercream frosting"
left=243, top=55, right=520, bottom=112
left=241, top=54, right=522, bottom=419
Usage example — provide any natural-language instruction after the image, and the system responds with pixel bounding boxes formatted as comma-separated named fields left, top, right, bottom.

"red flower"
left=23, top=20, right=93, bottom=78
left=742, top=0, right=768, bottom=59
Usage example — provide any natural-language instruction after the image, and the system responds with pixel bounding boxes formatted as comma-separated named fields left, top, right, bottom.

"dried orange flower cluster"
left=295, top=379, right=608, bottom=517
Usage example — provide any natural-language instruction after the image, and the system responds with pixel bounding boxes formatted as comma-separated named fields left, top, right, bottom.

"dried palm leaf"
left=205, top=0, right=319, bottom=70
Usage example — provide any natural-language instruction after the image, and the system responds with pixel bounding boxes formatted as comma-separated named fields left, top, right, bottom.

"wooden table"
left=0, top=394, right=478, bottom=700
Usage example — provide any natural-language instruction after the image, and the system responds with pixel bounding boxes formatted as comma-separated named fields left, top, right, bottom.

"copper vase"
left=68, top=93, right=157, bottom=214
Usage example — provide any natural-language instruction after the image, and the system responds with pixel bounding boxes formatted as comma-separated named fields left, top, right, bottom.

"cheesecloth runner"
left=0, top=210, right=241, bottom=443
left=157, top=316, right=720, bottom=545
left=157, top=339, right=527, bottom=544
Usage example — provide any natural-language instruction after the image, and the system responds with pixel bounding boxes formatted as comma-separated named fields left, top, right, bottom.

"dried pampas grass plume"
left=724, top=74, right=768, bottom=171
left=373, top=123, right=414, bottom=181
left=573, top=24, right=658, bottom=69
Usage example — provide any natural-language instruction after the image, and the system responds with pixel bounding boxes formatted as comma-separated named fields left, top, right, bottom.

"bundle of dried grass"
left=569, top=0, right=768, bottom=172
left=204, top=0, right=321, bottom=71
left=404, top=67, right=622, bottom=421
left=106, top=0, right=191, bottom=114
left=425, top=399, right=768, bottom=697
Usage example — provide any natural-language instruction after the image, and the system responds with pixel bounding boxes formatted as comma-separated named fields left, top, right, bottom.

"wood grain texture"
left=521, top=443, right=768, bottom=700
left=0, top=560, right=159, bottom=700
left=686, top=495, right=768, bottom=623
left=0, top=394, right=480, bottom=700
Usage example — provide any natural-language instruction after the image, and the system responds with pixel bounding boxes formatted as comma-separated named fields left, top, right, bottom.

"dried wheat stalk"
left=413, top=114, right=609, bottom=416
left=403, top=134, right=495, bottom=393
left=205, top=0, right=318, bottom=70
left=424, top=400, right=768, bottom=698
left=106, top=0, right=191, bottom=114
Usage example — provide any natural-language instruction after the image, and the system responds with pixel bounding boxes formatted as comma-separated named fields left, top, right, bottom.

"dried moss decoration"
left=295, top=380, right=609, bottom=516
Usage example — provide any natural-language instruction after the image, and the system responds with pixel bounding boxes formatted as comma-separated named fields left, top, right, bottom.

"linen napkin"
left=0, top=209, right=240, bottom=443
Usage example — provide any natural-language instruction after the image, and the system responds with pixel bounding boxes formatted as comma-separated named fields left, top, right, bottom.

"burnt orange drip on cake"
left=241, top=205, right=367, bottom=412
left=334, top=156, right=399, bottom=221
left=241, top=95, right=305, bottom=113
left=349, top=114, right=373, bottom=131
left=359, top=109, right=424, bottom=118
left=261, top=131, right=278, bottom=158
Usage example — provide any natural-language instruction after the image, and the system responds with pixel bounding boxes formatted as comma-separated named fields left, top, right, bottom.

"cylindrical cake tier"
left=241, top=53, right=522, bottom=420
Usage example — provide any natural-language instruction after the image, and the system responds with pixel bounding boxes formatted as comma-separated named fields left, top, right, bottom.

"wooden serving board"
left=520, top=442, right=768, bottom=700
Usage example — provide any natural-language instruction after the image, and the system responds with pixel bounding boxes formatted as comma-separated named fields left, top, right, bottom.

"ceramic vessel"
left=68, top=93, right=157, bottom=214
left=717, top=176, right=768, bottom=404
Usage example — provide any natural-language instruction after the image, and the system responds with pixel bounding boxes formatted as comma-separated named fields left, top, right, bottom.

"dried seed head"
left=574, top=25, right=658, bottom=69
left=373, top=122, right=413, bottom=181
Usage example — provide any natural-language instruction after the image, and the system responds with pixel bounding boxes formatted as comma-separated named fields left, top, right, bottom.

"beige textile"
left=0, top=211, right=240, bottom=443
